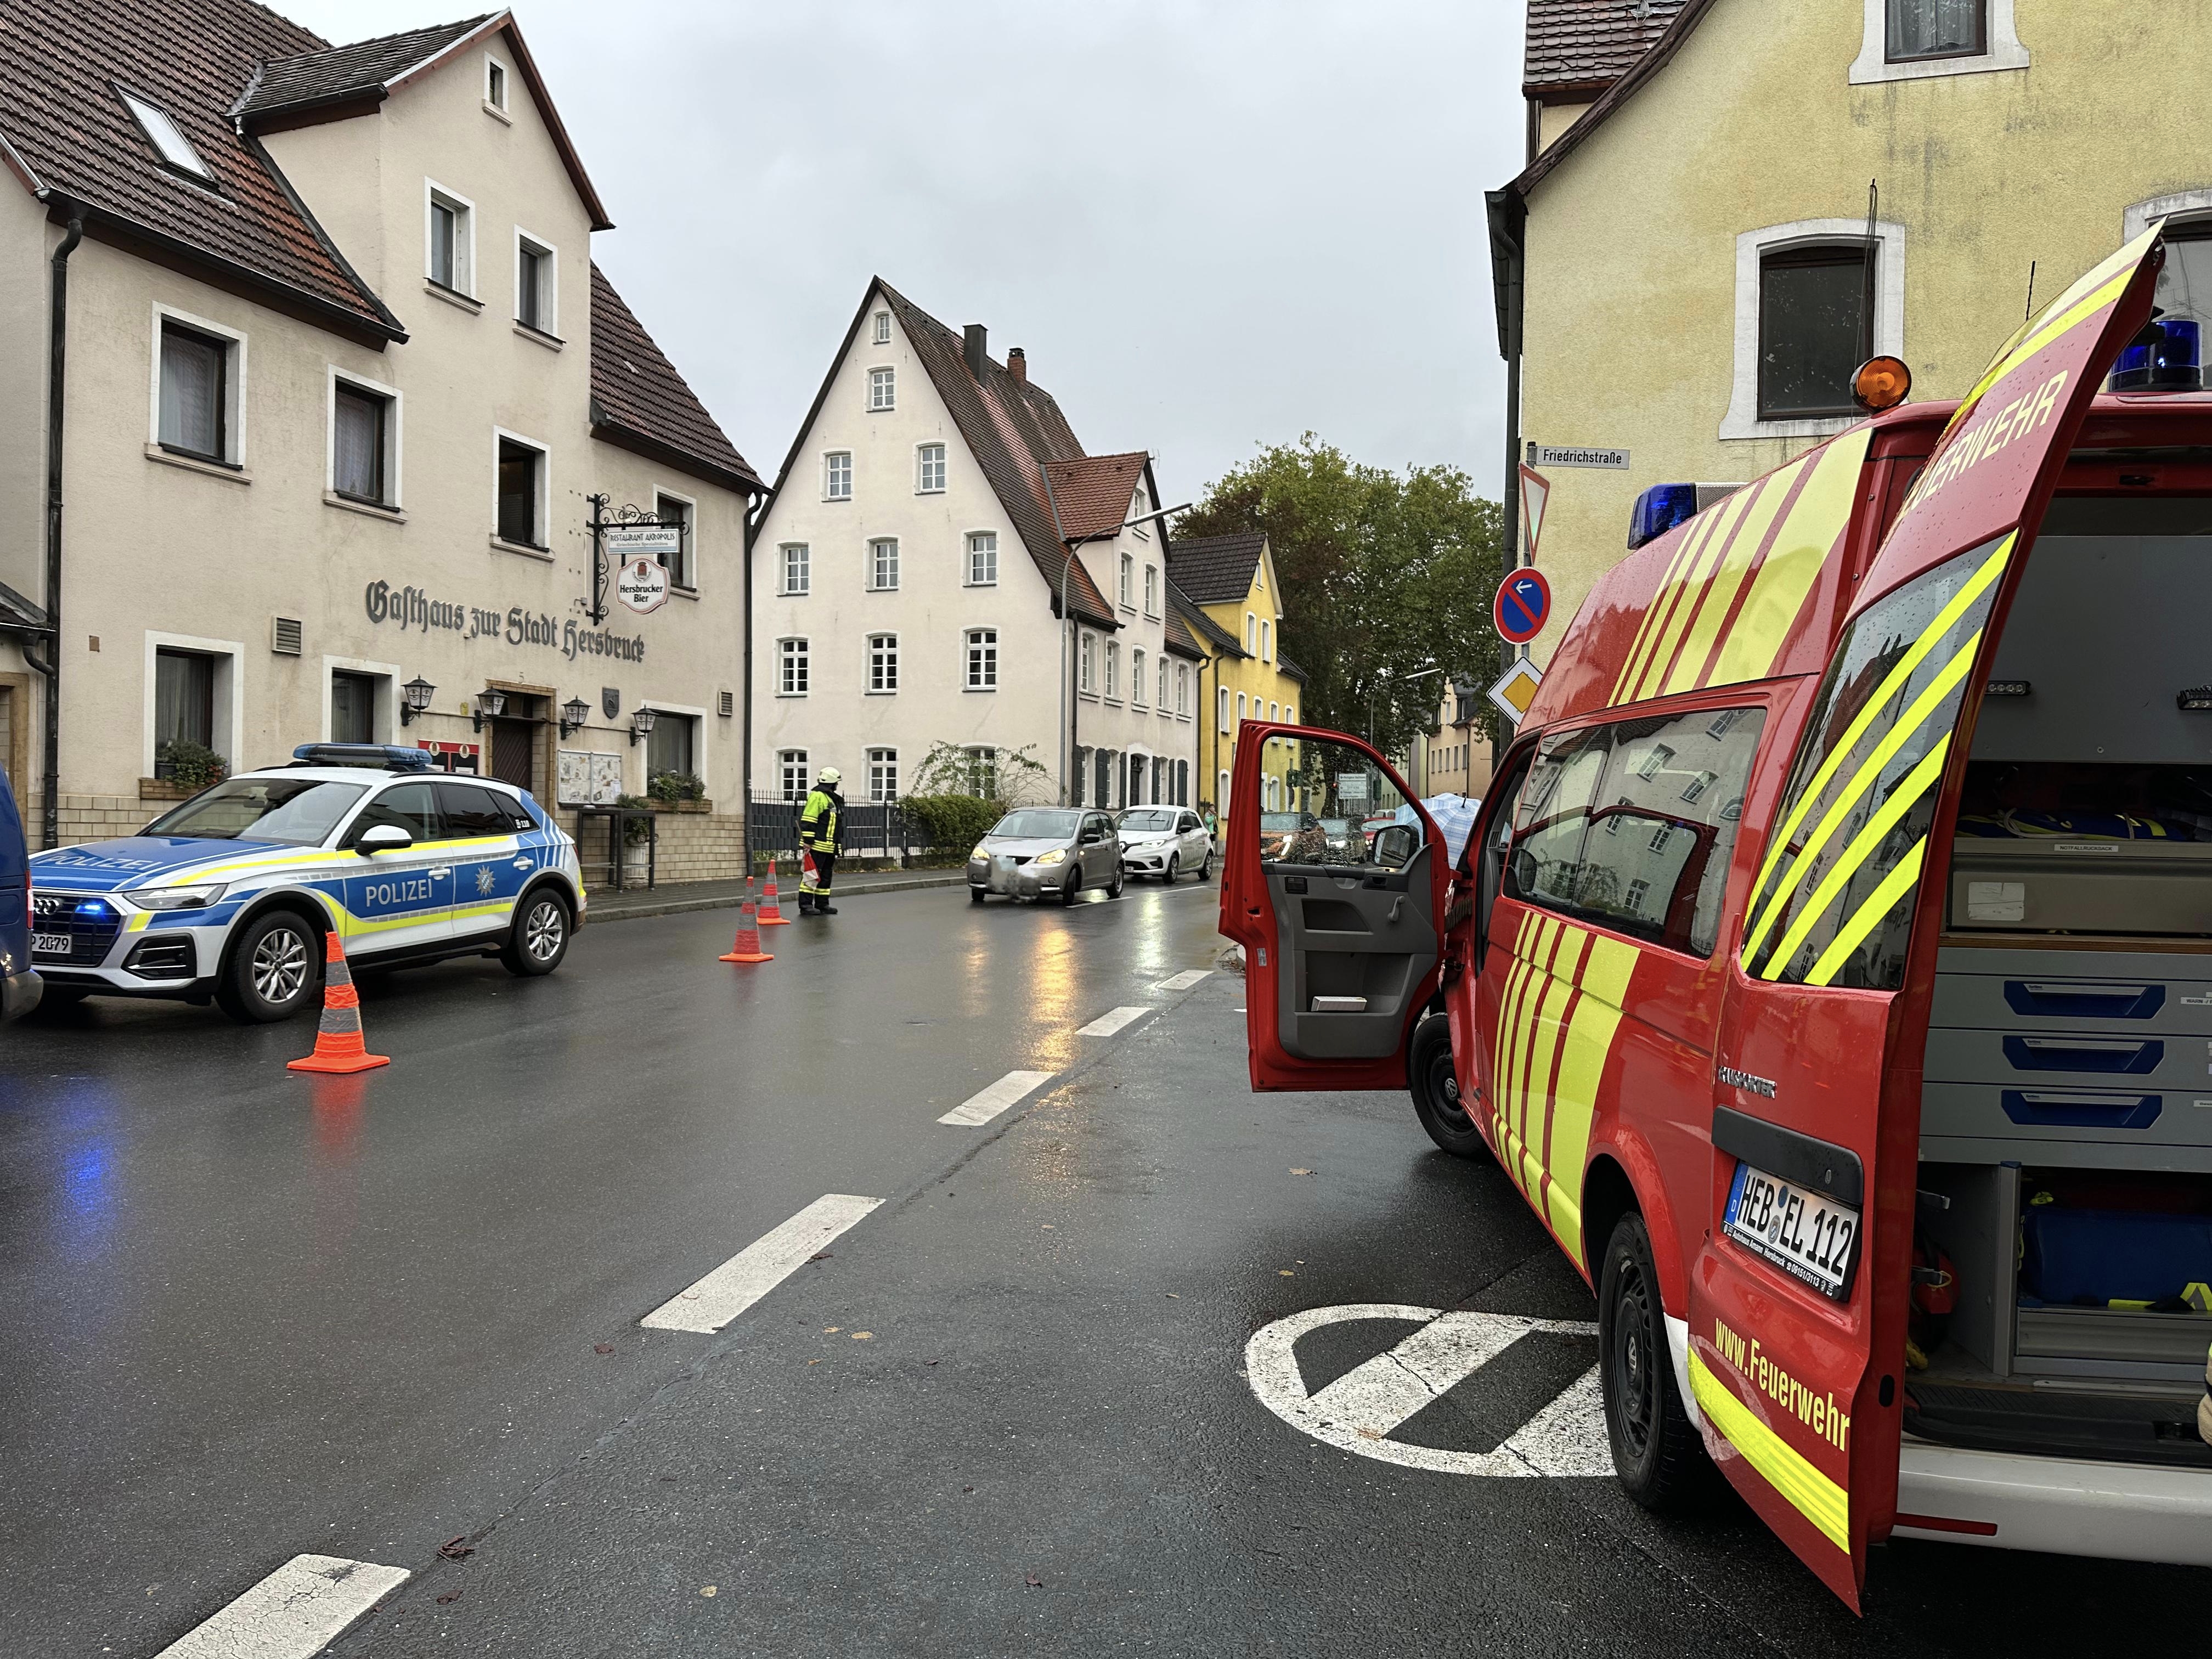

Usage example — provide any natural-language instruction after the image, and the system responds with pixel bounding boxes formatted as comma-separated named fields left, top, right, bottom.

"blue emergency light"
left=290, top=743, right=436, bottom=771
left=1628, top=483, right=1699, bottom=550
left=2111, top=319, right=2202, bottom=392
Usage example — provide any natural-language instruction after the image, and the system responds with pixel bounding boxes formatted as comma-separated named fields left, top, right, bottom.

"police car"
left=29, top=744, right=584, bottom=1023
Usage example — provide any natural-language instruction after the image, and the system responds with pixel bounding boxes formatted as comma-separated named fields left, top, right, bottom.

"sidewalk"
left=584, top=866, right=967, bottom=924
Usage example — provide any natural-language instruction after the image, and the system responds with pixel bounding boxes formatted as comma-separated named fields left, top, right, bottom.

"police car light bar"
left=290, top=743, right=436, bottom=771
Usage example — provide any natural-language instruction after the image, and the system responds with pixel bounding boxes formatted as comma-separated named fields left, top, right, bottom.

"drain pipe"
left=35, top=201, right=83, bottom=850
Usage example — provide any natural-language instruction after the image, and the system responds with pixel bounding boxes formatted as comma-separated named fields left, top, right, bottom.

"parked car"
left=29, top=744, right=584, bottom=1022
left=1255, top=810, right=1323, bottom=863
left=1116, top=807, right=1213, bottom=882
left=1, top=759, right=40, bottom=1023
left=968, top=808, right=1123, bottom=904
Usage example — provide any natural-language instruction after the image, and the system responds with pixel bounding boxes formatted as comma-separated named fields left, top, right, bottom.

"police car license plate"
left=33, top=932, right=70, bottom=958
left=1723, top=1162, right=1859, bottom=1301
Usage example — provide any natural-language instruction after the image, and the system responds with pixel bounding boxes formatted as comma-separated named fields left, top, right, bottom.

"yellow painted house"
left=1488, top=0, right=2212, bottom=664
left=1165, top=532, right=1306, bottom=831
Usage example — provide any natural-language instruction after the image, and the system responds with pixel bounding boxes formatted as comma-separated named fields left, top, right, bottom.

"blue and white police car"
left=29, top=744, right=585, bottom=1023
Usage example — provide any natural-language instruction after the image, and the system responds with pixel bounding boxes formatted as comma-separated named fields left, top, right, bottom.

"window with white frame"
left=330, top=373, right=397, bottom=506
left=1724, top=219, right=1903, bottom=440
left=426, top=182, right=473, bottom=294
left=869, top=537, right=900, bottom=591
left=779, top=637, right=809, bottom=696
left=154, top=646, right=218, bottom=765
left=1143, top=565, right=1158, bottom=617
left=780, top=749, right=809, bottom=800
left=495, top=432, right=546, bottom=546
left=1105, top=640, right=1120, bottom=700
left=1080, top=631, right=1097, bottom=693
left=873, top=311, right=892, bottom=345
left=1245, top=612, right=1256, bottom=651
left=867, top=633, right=899, bottom=693
left=120, top=89, right=213, bottom=181
left=157, top=316, right=239, bottom=464
left=1218, top=685, right=1231, bottom=731
left=1157, top=654, right=1169, bottom=710
left=781, top=542, right=810, bottom=595
left=1132, top=648, right=1148, bottom=707
left=1120, top=553, right=1133, bottom=609
left=655, top=492, right=696, bottom=588
left=1887, top=0, right=1984, bottom=59
left=967, top=532, right=997, bottom=585
left=868, top=366, right=895, bottom=410
left=1217, top=769, right=1230, bottom=810
left=1237, top=691, right=1248, bottom=725
left=867, top=747, right=898, bottom=801
left=1176, top=664, right=1189, bottom=716
left=1850, top=0, right=2024, bottom=84
left=1285, top=702, right=1295, bottom=724
left=964, top=746, right=998, bottom=798
left=484, top=56, right=507, bottom=110
left=916, top=443, right=946, bottom=493
left=966, top=628, right=998, bottom=691
left=1131, top=485, right=1150, bottom=539
left=1268, top=701, right=1279, bottom=723
left=824, top=452, right=852, bottom=500
left=515, top=231, right=556, bottom=334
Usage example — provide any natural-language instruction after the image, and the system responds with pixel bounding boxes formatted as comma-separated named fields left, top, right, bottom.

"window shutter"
left=270, top=616, right=303, bottom=656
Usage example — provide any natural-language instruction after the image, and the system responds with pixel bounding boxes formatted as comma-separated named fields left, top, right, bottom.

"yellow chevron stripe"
left=1656, top=467, right=1795, bottom=698
left=1741, top=640, right=1976, bottom=964
left=1956, top=241, right=2148, bottom=418
left=1756, top=738, right=1951, bottom=982
left=1519, top=944, right=1578, bottom=1187
left=1543, top=933, right=1637, bottom=1267
left=1743, top=535, right=2013, bottom=932
left=1625, top=494, right=1747, bottom=705
left=1690, top=1353, right=1848, bottom=1553
left=1807, top=836, right=1929, bottom=987
left=1705, top=428, right=1874, bottom=691
left=1612, top=509, right=1721, bottom=705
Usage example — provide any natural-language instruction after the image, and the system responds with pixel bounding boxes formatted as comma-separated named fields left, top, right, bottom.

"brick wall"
left=569, top=808, right=748, bottom=890
left=57, top=792, right=151, bottom=845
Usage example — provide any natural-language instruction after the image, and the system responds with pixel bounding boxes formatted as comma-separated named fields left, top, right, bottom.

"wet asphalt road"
left=2, top=877, right=2203, bottom=1656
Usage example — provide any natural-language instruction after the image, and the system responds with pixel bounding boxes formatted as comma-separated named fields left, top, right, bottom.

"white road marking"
left=1154, top=969, right=1212, bottom=992
left=1244, top=1303, right=1612, bottom=1478
left=640, top=1194, right=883, bottom=1333
left=938, top=1069, right=1054, bottom=1127
left=1076, top=1005, right=1152, bottom=1037
left=154, top=1554, right=407, bottom=1658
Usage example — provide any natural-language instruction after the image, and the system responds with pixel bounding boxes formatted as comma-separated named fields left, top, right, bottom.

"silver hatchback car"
left=968, top=808, right=1124, bottom=904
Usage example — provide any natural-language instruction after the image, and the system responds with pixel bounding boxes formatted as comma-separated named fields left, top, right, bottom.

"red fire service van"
left=1224, top=225, right=2212, bottom=1608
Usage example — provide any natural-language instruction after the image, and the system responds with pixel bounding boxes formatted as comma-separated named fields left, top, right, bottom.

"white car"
left=1116, top=808, right=1213, bottom=883
left=29, top=744, right=584, bottom=1023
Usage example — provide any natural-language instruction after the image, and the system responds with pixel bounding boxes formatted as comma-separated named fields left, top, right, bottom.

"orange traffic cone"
left=759, top=857, right=791, bottom=927
left=719, top=895, right=774, bottom=964
left=288, top=931, right=391, bottom=1074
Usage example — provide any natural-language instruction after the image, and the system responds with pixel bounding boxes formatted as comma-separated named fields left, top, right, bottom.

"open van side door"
left=1688, top=228, right=2166, bottom=1608
left=1223, top=725, right=1447, bottom=1092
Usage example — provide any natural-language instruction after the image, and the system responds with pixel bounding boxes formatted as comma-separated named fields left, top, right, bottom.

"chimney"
left=963, top=324, right=988, bottom=381
left=1007, top=347, right=1026, bottom=383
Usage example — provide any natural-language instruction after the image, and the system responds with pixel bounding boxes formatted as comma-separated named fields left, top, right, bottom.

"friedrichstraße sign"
left=363, top=580, right=647, bottom=662
left=1526, top=443, right=1630, bottom=470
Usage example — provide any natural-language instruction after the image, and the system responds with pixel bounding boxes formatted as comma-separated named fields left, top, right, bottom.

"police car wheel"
left=502, top=890, right=569, bottom=977
left=1408, top=1015, right=1487, bottom=1159
left=1600, top=1211, right=1714, bottom=1513
left=217, top=909, right=320, bottom=1024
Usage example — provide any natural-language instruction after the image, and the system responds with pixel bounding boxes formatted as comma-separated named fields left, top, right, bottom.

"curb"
left=584, top=873, right=968, bottom=925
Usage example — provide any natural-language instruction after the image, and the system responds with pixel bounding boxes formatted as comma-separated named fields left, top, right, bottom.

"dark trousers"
left=803, top=849, right=838, bottom=910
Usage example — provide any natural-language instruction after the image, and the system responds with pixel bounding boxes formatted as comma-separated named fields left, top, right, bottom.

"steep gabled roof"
left=1523, top=0, right=1686, bottom=101
left=1165, top=531, right=1268, bottom=607
left=1167, top=583, right=1243, bottom=660
left=588, top=265, right=760, bottom=495
left=1276, top=651, right=1308, bottom=684
left=1513, top=0, right=1721, bottom=199
left=0, top=0, right=402, bottom=342
left=1042, top=453, right=1148, bottom=540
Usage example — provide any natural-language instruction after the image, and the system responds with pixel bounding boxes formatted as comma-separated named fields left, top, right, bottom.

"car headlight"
left=970, top=843, right=990, bottom=861
left=1034, top=848, right=1066, bottom=866
left=122, top=881, right=228, bottom=910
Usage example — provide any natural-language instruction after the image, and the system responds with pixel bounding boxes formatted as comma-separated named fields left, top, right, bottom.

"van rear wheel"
left=1599, top=1211, right=1714, bottom=1513
left=1408, top=1015, right=1487, bottom=1159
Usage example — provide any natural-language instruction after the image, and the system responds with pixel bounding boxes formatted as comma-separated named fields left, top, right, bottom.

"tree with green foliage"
left=1172, top=435, right=1505, bottom=760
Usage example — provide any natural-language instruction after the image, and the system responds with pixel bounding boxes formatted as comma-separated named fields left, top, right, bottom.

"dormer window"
left=120, top=89, right=212, bottom=182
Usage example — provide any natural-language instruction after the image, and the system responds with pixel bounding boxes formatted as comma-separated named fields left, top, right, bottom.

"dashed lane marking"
left=1154, top=969, right=1212, bottom=992
left=641, top=1194, right=883, bottom=1333
left=1076, top=1005, right=1153, bottom=1037
left=1245, top=1304, right=1612, bottom=1478
left=938, top=1070, right=1056, bottom=1127
left=154, top=1554, right=408, bottom=1658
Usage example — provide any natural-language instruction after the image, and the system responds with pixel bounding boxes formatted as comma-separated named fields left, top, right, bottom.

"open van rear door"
left=1690, top=228, right=2167, bottom=1608
left=1223, top=725, right=1448, bottom=1091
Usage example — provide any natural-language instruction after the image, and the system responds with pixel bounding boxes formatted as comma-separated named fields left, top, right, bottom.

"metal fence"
left=746, top=794, right=926, bottom=860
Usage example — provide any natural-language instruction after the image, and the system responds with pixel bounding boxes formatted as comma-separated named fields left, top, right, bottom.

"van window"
left=1741, top=535, right=2011, bottom=988
left=1506, top=708, right=1764, bottom=955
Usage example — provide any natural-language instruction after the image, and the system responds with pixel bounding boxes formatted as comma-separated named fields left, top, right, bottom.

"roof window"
left=120, top=89, right=213, bottom=182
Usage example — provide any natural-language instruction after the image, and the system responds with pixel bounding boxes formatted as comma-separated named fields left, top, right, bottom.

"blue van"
left=1, top=761, right=38, bottom=1023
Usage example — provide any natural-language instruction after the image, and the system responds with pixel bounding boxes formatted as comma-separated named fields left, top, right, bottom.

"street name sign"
left=1527, top=444, right=1629, bottom=470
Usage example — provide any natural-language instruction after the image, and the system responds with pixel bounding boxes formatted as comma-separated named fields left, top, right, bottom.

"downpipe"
left=40, top=200, right=83, bottom=851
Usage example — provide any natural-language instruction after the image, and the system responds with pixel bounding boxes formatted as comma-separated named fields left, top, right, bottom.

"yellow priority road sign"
left=1487, top=656, right=1545, bottom=725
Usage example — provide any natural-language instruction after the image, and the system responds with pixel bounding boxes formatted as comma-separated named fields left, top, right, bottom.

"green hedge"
left=901, top=793, right=1004, bottom=852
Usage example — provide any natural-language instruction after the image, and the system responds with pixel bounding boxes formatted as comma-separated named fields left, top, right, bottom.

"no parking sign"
left=1493, top=569, right=1551, bottom=645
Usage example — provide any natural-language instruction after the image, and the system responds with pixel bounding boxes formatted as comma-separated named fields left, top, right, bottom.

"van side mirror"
left=357, top=823, right=413, bottom=854
left=1371, top=824, right=1419, bottom=870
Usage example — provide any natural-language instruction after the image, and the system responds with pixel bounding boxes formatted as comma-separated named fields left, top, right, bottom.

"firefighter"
left=797, top=767, right=846, bottom=915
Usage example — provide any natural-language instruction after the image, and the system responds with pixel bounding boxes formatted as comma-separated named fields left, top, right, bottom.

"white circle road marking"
left=1244, top=1303, right=1615, bottom=1478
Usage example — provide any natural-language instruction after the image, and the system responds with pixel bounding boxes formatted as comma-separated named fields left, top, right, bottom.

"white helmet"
left=817, top=766, right=841, bottom=785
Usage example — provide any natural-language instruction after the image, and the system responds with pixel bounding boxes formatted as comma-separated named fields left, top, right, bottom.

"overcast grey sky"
left=276, top=2, right=1528, bottom=508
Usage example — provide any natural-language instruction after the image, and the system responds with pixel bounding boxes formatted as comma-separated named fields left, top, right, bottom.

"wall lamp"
left=471, top=688, right=507, bottom=732
left=628, top=706, right=658, bottom=747
left=559, top=695, right=591, bottom=740
left=399, top=675, right=437, bottom=726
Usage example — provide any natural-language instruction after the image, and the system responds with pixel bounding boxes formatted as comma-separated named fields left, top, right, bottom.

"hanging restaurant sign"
left=614, top=552, right=672, bottom=616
